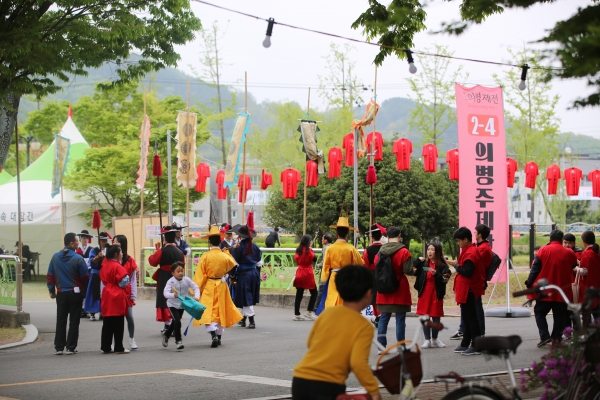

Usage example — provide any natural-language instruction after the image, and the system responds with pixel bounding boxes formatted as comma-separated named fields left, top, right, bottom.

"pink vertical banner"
left=455, top=85, right=509, bottom=282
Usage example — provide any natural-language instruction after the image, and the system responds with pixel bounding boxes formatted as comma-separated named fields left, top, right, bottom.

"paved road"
left=0, top=300, right=555, bottom=400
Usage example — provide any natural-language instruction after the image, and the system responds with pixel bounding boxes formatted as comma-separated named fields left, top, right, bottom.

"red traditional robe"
left=507, top=158, right=517, bottom=188
left=306, top=160, right=318, bottom=187
left=524, top=161, right=539, bottom=189
left=589, top=170, right=600, bottom=198
left=237, top=173, right=252, bottom=203
left=365, top=131, right=384, bottom=161
left=454, top=243, right=482, bottom=304
left=261, top=169, right=273, bottom=190
left=342, top=133, right=355, bottom=167
left=534, top=242, right=576, bottom=302
left=564, top=167, right=583, bottom=196
left=281, top=168, right=302, bottom=199
left=216, top=169, right=227, bottom=200
left=446, top=148, right=459, bottom=180
left=100, top=259, right=128, bottom=317
left=195, top=162, right=210, bottom=193
left=293, top=250, right=316, bottom=290
left=546, top=164, right=561, bottom=195
left=392, top=138, right=412, bottom=171
left=422, top=143, right=438, bottom=172
left=328, top=147, right=343, bottom=179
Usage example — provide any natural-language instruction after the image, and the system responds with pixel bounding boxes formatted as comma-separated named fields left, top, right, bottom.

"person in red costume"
left=113, top=235, right=139, bottom=351
left=99, top=244, right=130, bottom=354
left=292, top=235, right=318, bottom=321
left=261, top=169, right=273, bottom=190
left=216, top=169, right=227, bottom=200
left=563, top=167, right=582, bottom=196
left=237, top=173, right=252, bottom=203
left=392, top=138, right=412, bottom=171
left=546, top=164, right=561, bottom=195
left=506, top=158, right=517, bottom=188
left=588, top=170, right=600, bottom=197
left=579, top=231, right=600, bottom=321
left=328, top=147, right=343, bottom=178
left=446, top=148, right=459, bottom=180
left=524, top=161, right=539, bottom=189
left=342, top=133, right=355, bottom=167
left=306, top=160, right=318, bottom=187
left=281, top=168, right=302, bottom=199
left=365, top=131, right=384, bottom=161
left=195, top=162, right=210, bottom=193
left=447, top=227, right=482, bottom=355
left=525, top=230, right=577, bottom=347
left=422, top=143, right=438, bottom=172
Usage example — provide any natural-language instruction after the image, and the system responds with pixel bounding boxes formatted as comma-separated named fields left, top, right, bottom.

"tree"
left=353, top=1, right=600, bottom=108
left=406, top=44, right=467, bottom=146
left=0, top=0, right=201, bottom=170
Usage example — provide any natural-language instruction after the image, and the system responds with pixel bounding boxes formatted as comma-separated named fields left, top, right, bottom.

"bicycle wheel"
left=440, top=386, right=506, bottom=400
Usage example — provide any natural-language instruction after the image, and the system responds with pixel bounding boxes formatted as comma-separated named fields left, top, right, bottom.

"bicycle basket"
left=373, top=340, right=422, bottom=394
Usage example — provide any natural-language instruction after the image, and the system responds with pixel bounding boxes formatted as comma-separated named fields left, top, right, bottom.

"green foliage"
left=318, top=44, right=369, bottom=109
left=565, top=201, right=592, bottom=224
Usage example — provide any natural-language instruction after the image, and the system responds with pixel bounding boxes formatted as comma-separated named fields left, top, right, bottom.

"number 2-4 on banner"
left=469, top=115, right=497, bottom=136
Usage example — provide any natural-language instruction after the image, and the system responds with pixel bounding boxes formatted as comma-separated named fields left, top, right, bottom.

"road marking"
left=0, top=370, right=190, bottom=387
left=170, top=370, right=292, bottom=387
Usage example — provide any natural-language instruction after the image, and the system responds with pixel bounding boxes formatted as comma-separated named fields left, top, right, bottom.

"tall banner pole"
left=15, top=118, right=23, bottom=313
left=369, top=67, right=377, bottom=244
left=61, top=183, right=65, bottom=238
left=140, top=88, right=147, bottom=268
left=167, top=130, right=173, bottom=224
left=241, top=72, right=247, bottom=225
left=303, top=87, right=311, bottom=236
left=186, top=80, right=191, bottom=243
left=353, top=126, right=358, bottom=247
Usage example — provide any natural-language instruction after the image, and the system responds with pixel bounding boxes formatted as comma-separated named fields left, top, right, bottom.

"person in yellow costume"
left=317, top=214, right=364, bottom=312
left=193, top=225, right=243, bottom=348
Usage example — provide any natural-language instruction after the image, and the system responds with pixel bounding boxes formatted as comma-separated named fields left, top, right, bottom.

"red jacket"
left=100, top=259, right=129, bottom=317
left=528, top=241, right=576, bottom=302
left=454, top=243, right=481, bottom=304
left=477, top=240, right=493, bottom=291
left=580, top=246, right=600, bottom=308
left=375, top=246, right=412, bottom=306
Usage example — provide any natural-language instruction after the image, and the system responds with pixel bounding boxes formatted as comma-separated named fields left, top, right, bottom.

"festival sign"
left=51, top=134, right=71, bottom=198
left=175, top=112, right=198, bottom=188
left=223, top=113, right=250, bottom=188
left=455, top=84, right=509, bottom=282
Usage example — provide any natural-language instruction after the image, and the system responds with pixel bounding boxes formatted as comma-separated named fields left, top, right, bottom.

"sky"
left=175, top=0, right=599, bottom=138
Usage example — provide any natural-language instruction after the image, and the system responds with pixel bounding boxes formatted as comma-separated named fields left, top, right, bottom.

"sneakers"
left=176, top=341, right=184, bottom=350
left=304, top=311, right=316, bottom=320
left=421, top=340, right=431, bottom=349
left=89, top=314, right=96, bottom=321
left=370, top=317, right=379, bottom=329
left=537, top=338, right=552, bottom=348
left=211, top=336, right=219, bottom=348
left=55, top=350, right=63, bottom=355
left=450, top=331, right=463, bottom=340
left=462, top=347, right=481, bottom=356
left=115, top=349, right=131, bottom=354
left=65, top=349, right=78, bottom=355
left=454, top=346, right=469, bottom=353
left=162, top=334, right=169, bottom=348
left=129, top=338, right=138, bottom=350
left=293, top=315, right=306, bottom=321
left=431, top=338, right=446, bottom=348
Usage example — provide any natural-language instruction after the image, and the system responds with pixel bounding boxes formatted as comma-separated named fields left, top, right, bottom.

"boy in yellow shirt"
left=292, top=265, right=381, bottom=400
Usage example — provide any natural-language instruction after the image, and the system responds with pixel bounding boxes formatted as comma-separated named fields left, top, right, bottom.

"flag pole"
left=15, top=118, right=23, bottom=313
left=303, top=87, right=310, bottom=236
left=140, top=86, right=147, bottom=266
left=241, top=71, right=247, bottom=225
left=369, top=67, right=377, bottom=244
left=186, top=80, right=191, bottom=244
left=61, top=183, right=65, bottom=239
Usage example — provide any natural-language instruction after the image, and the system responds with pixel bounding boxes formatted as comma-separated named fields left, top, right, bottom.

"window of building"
left=250, top=175, right=260, bottom=187
left=232, top=192, right=237, bottom=200
left=193, top=211, right=203, bottom=218
left=527, top=211, right=531, bottom=218
left=232, top=211, right=237, bottom=218
left=515, top=211, right=521, bottom=218
left=514, top=176, right=520, bottom=183
left=527, top=194, right=531, bottom=200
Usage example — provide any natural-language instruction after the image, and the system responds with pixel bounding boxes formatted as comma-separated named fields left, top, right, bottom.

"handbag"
left=572, top=270, right=581, bottom=304
left=373, top=340, right=422, bottom=394
left=177, top=295, right=206, bottom=320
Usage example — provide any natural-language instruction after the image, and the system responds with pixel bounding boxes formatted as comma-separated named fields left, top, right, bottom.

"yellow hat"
left=329, top=216, right=358, bottom=232
left=200, top=225, right=225, bottom=240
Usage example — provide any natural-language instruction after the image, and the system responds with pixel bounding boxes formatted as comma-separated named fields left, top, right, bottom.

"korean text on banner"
left=51, top=134, right=71, bottom=198
left=136, top=116, right=151, bottom=189
left=224, top=113, right=250, bottom=188
left=176, top=112, right=198, bottom=188
left=455, top=84, right=509, bottom=282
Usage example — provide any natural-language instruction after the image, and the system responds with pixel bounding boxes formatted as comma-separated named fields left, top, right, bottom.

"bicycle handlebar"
left=512, top=287, right=540, bottom=297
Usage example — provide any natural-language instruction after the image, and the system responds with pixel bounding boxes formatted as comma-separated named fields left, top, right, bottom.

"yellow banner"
left=224, top=113, right=250, bottom=187
left=176, top=112, right=198, bottom=188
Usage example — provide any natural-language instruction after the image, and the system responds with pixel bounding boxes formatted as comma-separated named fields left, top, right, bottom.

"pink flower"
left=563, top=326, right=573, bottom=336
left=546, top=359, right=558, bottom=369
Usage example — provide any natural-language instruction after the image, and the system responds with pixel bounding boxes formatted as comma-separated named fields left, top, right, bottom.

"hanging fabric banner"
left=351, top=99, right=379, bottom=157
left=176, top=112, right=198, bottom=188
left=136, top=116, right=151, bottom=190
left=455, top=84, right=509, bottom=283
left=224, top=113, right=250, bottom=188
left=298, top=120, right=325, bottom=174
left=51, top=134, right=71, bottom=198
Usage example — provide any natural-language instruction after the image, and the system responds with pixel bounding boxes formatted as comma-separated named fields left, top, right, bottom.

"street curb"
left=0, top=323, right=38, bottom=350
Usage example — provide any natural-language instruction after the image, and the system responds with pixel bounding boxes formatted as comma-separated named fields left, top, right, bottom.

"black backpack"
left=485, top=252, right=502, bottom=281
left=375, top=252, right=400, bottom=294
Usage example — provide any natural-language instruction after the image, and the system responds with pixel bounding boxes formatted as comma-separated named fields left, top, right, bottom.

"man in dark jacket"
left=265, top=227, right=281, bottom=248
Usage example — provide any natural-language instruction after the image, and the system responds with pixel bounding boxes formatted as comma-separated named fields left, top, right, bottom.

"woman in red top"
left=579, top=231, right=600, bottom=320
left=100, top=245, right=130, bottom=354
left=293, top=235, right=317, bottom=321
left=113, top=235, right=138, bottom=350
left=413, top=242, right=452, bottom=349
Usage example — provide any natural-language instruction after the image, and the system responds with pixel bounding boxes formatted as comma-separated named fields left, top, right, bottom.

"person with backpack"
left=374, top=226, right=414, bottom=352
left=362, top=224, right=386, bottom=327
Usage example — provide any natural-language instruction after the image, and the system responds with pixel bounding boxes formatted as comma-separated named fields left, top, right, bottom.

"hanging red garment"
left=589, top=170, right=600, bottom=198
left=195, top=162, right=211, bottom=193
left=546, top=164, right=561, bottom=195
left=342, top=133, right=355, bottom=167
left=564, top=167, right=583, bottom=196
left=446, top=148, right=459, bottom=180
left=261, top=169, right=273, bottom=190
left=507, top=158, right=518, bottom=188
left=392, top=138, right=412, bottom=171
left=524, top=161, right=539, bottom=189
left=306, top=160, right=318, bottom=187
left=237, top=173, right=252, bottom=203
left=216, top=169, right=227, bottom=200
left=328, top=147, right=343, bottom=179
left=281, top=168, right=302, bottom=199
left=365, top=131, right=384, bottom=161
left=422, top=143, right=438, bottom=172
left=366, top=165, right=378, bottom=185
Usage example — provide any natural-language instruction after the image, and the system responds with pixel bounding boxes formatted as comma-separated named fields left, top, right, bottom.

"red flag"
left=247, top=211, right=255, bottom=229
left=92, top=210, right=101, bottom=229
left=152, top=154, right=163, bottom=177
left=366, top=165, right=378, bottom=185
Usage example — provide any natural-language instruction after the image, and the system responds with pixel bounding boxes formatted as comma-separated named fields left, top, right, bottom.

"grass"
left=0, top=326, right=26, bottom=345
left=22, top=279, right=53, bottom=302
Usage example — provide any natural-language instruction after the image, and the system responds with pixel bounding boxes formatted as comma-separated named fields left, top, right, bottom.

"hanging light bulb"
left=518, top=64, right=529, bottom=91
left=262, top=18, right=275, bottom=48
left=405, top=50, right=417, bottom=74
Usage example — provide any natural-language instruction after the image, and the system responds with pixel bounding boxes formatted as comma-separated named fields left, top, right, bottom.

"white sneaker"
left=421, top=340, right=431, bottom=349
left=432, top=338, right=446, bottom=348
left=293, top=315, right=306, bottom=321
left=129, top=338, right=138, bottom=350
left=115, top=349, right=130, bottom=354
left=89, top=314, right=96, bottom=321
left=304, top=311, right=316, bottom=320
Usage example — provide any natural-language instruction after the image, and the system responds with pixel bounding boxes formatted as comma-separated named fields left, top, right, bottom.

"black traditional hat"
left=77, top=230, right=94, bottom=239
left=96, top=231, right=111, bottom=240
left=232, top=224, right=257, bottom=239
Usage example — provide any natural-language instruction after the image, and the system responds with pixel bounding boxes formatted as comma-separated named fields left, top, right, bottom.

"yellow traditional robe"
left=193, top=248, right=243, bottom=327
left=321, top=240, right=364, bottom=308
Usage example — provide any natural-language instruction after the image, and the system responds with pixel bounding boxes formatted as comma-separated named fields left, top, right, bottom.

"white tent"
left=0, top=115, right=91, bottom=273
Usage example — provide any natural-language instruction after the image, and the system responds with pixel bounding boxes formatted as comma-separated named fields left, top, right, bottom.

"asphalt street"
left=0, top=300, right=556, bottom=400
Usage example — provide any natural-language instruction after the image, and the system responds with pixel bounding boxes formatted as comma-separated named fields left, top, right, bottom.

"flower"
left=546, top=359, right=558, bottom=369
left=563, top=326, right=573, bottom=336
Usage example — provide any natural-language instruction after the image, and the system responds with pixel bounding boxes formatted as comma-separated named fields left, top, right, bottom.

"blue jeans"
left=423, top=317, right=441, bottom=340
left=377, top=312, right=406, bottom=348
left=458, top=296, right=485, bottom=335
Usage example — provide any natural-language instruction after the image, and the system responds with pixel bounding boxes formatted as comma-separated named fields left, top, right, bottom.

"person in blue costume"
left=85, top=232, right=110, bottom=321
left=229, top=224, right=262, bottom=329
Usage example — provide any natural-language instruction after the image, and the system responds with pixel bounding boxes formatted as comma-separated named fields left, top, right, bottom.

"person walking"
left=292, top=235, right=318, bottom=321
left=314, top=233, right=333, bottom=312
left=413, top=242, right=451, bottom=349
left=100, top=244, right=130, bottom=354
left=47, top=232, right=89, bottom=355
left=163, top=261, right=199, bottom=350
left=579, top=231, right=600, bottom=321
left=525, top=229, right=577, bottom=347
left=113, top=235, right=138, bottom=350
left=362, top=224, right=386, bottom=327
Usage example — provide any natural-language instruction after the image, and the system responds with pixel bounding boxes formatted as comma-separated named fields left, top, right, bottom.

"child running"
left=162, top=261, right=200, bottom=351
left=292, top=265, right=381, bottom=400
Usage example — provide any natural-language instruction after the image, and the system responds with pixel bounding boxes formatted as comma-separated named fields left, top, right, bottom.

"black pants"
left=291, top=377, right=346, bottom=400
left=101, top=316, right=125, bottom=353
left=460, top=291, right=481, bottom=348
left=54, top=291, right=83, bottom=351
left=534, top=301, right=568, bottom=341
left=294, top=288, right=318, bottom=315
left=166, top=307, right=184, bottom=342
